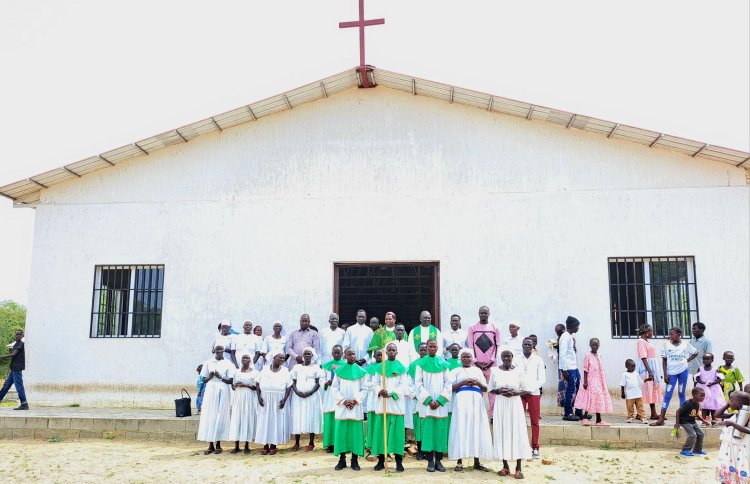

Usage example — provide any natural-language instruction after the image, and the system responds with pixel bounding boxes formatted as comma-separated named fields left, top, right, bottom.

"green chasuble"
left=409, top=325, right=440, bottom=352
left=367, top=326, right=398, bottom=355
left=446, top=356, right=462, bottom=371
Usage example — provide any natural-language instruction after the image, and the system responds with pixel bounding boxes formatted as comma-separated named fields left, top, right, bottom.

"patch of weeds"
left=103, top=432, right=117, bottom=440
left=47, top=436, right=61, bottom=443
left=599, top=443, right=613, bottom=450
left=544, top=476, right=556, bottom=481
left=68, top=403, right=80, bottom=407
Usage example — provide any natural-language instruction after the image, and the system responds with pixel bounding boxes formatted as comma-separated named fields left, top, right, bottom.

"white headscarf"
left=303, top=346, right=319, bottom=365
left=219, top=319, right=232, bottom=329
left=458, top=348, right=474, bottom=360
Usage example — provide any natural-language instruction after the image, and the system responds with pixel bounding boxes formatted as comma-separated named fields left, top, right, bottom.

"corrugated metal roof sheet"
left=2, top=67, right=747, bottom=205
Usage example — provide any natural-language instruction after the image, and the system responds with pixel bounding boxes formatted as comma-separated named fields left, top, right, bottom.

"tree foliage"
left=0, top=300, right=26, bottom=377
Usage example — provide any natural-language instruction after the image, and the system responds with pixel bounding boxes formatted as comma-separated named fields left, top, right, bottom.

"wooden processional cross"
left=339, top=0, right=384, bottom=88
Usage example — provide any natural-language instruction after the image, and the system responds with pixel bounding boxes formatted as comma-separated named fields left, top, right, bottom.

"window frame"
left=607, top=256, right=700, bottom=339
left=89, top=264, right=165, bottom=339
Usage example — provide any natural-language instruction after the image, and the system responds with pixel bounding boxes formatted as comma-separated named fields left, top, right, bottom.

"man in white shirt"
left=558, top=316, right=585, bottom=421
left=392, top=324, right=412, bottom=368
left=514, top=337, right=546, bottom=459
left=442, top=314, right=467, bottom=357
left=502, top=321, right=524, bottom=357
left=344, top=309, right=373, bottom=366
left=320, top=313, right=347, bottom=364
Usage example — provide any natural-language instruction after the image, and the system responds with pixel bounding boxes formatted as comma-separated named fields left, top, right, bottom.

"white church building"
left=2, top=68, right=748, bottom=407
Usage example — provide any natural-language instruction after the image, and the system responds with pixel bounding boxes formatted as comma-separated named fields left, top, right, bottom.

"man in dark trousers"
left=0, top=330, right=28, bottom=410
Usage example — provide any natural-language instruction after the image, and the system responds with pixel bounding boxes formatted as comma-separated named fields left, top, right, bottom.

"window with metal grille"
left=90, top=265, right=164, bottom=338
left=608, top=257, right=699, bottom=339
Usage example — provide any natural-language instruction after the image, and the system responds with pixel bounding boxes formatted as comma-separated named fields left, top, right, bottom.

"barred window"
left=608, top=257, right=699, bottom=339
left=90, top=265, right=164, bottom=338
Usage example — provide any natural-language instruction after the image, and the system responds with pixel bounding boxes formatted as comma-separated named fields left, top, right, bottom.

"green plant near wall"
left=0, top=300, right=26, bottom=378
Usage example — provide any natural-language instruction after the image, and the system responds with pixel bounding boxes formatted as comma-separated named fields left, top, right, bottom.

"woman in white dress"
left=448, top=349, right=493, bottom=472
left=489, top=350, right=532, bottom=479
left=232, top=321, right=263, bottom=371
left=228, top=353, right=259, bottom=454
left=197, top=345, right=235, bottom=454
left=254, top=351, right=293, bottom=454
left=260, top=321, right=288, bottom=368
left=289, top=347, right=325, bottom=451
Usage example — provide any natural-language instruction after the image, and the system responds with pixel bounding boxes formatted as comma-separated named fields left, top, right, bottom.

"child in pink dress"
left=574, top=338, right=613, bottom=426
left=694, top=352, right=724, bottom=426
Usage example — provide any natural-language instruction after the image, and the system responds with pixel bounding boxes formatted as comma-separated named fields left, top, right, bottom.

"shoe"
left=531, top=449, right=540, bottom=459
left=326, top=445, right=334, bottom=453
left=416, top=452, right=425, bottom=461
left=562, top=415, right=580, bottom=421
left=626, top=418, right=634, bottom=423
left=335, top=457, right=347, bottom=471
left=595, top=421, right=611, bottom=427
left=13, top=403, right=29, bottom=411
left=374, top=456, right=385, bottom=471
left=580, top=419, right=591, bottom=426
left=435, top=460, right=446, bottom=472
left=582, top=413, right=593, bottom=420
left=396, top=461, right=405, bottom=472
left=350, top=456, right=361, bottom=471
left=694, top=450, right=707, bottom=455
left=679, top=450, right=694, bottom=457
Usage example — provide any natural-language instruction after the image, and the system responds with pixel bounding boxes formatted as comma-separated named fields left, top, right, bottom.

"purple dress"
left=695, top=367, right=724, bottom=411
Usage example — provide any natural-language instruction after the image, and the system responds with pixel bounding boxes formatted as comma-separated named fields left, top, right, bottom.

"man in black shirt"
left=0, top=330, right=28, bottom=410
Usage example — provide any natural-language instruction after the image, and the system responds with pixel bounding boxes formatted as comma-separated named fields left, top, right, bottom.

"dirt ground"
left=0, top=439, right=717, bottom=483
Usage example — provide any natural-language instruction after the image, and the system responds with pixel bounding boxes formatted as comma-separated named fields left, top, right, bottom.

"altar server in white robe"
left=289, top=347, right=326, bottom=451
left=344, top=309, right=373, bottom=366
left=232, top=320, right=263, bottom=370
left=448, top=349, right=493, bottom=471
left=370, top=342, right=409, bottom=472
left=489, top=350, right=532, bottom=479
left=228, top=352, right=259, bottom=454
left=332, top=347, right=368, bottom=471
left=197, top=345, right=235, bottom=454
left=255, top=351, right=292, bottom=455
left=415, top=339, right=452, bottom=473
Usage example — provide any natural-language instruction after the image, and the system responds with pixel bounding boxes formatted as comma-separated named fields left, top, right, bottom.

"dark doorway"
left=334, top=262, right=440, bottom=333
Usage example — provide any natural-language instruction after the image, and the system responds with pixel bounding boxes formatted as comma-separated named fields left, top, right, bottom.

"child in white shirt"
left=620, top=359, right=647, bottom=423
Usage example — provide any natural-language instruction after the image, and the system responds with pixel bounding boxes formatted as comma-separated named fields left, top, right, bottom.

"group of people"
left=196, top=307, right=546, bottom=477
left=195, top=309, right=748, bottom=482
left=552, top=318, right=749, bottom=483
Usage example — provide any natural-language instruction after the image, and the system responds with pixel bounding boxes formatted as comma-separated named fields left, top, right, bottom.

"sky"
left=0, top=0, right=748, bottom=304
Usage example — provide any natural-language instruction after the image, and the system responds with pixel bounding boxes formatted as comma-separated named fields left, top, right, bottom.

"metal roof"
left=2, top=67, right=748, bottom=206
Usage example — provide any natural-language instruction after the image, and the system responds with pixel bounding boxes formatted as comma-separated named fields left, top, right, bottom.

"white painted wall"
left=24, top=87, right=749, bottom=407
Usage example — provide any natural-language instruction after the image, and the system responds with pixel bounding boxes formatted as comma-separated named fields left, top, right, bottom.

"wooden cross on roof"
left=339, top=0, right=384, bottom=88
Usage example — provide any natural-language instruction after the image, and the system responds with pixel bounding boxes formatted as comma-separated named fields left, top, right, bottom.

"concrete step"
left=0, top=407, right=723, bottom=448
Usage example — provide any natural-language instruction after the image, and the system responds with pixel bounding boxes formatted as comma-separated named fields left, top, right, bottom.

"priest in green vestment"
left=370, top=342, right=409, bottom=472
left=408, top=311, right=443, bottom=353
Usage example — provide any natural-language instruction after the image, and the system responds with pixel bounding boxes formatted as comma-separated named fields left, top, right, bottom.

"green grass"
left=599, top=442, right=613, bottom=450
left=48, top=436, right=61, bottom=443
left=103, top=432, right=117, bottom=440
left=68, top=403, right=80, bottom=407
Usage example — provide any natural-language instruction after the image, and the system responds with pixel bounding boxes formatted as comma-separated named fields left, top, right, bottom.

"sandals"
left=214, top=448, right=223, bottom=454
left=454, top=464, right=463, bottom=472
left=269, top=447, right=277, bottom=455
left=626, top=418, right=634, bottom=423
left=474, top=464, right=491, bottom=472
left=304, top=444, right=315, bottom=452
left=595, top=421, right=611, bottom=427
left=580, top=419, right=591, bottom=426
left=203, top=449, right=214, bottom=455
left=514, top=470, right=525, bottom=479
left=498, top=468, right=511, bottom=476
left=290, top=444, right=301, bottom=452
left=260, top=447, right=269, bottom=455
